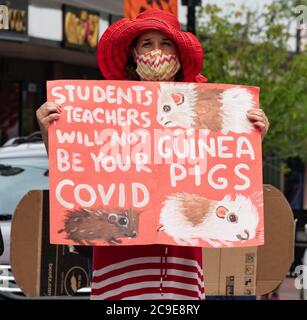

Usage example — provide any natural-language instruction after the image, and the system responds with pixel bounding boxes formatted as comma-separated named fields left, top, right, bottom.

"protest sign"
left=47, top=80, right=264, bottom=248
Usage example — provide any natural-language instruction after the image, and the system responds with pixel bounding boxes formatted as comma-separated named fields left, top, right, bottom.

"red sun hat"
left=97, top=8, right=207, bottom=83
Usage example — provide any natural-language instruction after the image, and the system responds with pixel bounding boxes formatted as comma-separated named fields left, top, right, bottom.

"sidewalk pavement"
left=258, top=277, right=301, bottom=300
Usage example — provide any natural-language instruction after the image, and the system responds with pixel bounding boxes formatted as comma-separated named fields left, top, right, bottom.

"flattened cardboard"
left=10, top=185, right=294, bottom=297
left=256, top=184, right=295, bottom=295
left=10, top=191, right=42, bottom=296
left=10, top=190, right=91, bottom=297
left=202, top=184, right=295, bottom=296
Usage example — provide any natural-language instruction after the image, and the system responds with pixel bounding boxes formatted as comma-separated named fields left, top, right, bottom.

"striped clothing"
left=91, top=245, right=205, bottom=300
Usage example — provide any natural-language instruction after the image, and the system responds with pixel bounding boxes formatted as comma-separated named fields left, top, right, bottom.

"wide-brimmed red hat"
left=97, top=8, right=207, bottom=83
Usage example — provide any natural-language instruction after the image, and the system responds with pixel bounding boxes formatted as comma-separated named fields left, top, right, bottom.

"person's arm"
left=247, top=108, right=270, bottom=141
left=36, top=102, right=62, bottom=155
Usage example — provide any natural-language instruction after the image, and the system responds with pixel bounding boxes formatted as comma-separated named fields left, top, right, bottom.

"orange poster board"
left=47, top=80, right=264, bottom=248
left=124, top=0, right=178, bottom=19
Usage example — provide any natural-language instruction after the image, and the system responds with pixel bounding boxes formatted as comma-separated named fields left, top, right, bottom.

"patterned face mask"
left=134, top=49, right=181, bottom=81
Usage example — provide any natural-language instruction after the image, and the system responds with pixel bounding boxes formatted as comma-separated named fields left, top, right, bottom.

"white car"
left=0, top=135, right=49, bottom=265
left=0, top=133, right=90, bottom=299
left=0, top=134, right=49, bottom=298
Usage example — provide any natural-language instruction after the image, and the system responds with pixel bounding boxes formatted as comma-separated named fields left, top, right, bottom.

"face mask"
left=134, top=49, right=181, bottom=81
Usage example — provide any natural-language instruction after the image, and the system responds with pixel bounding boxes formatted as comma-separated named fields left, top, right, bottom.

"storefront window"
left=0, top=81, right=20, bottom=145
left=284, top=157, right=305, bottom=210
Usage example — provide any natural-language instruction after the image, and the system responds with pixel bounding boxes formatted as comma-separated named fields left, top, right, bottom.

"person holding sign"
left=36, top=9, right=269, bottom=300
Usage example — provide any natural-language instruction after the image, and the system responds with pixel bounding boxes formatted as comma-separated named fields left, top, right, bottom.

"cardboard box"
left=10, top=185, right=295, bottom=297
left=10, top=190, right=91, bottom=297
left=203, top=247, right=257, bottom=296
left=202, top=184, right=295, bottom=296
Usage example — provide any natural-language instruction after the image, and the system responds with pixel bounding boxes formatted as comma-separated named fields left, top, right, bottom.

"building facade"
left=0, top=0, right=125, bottom=143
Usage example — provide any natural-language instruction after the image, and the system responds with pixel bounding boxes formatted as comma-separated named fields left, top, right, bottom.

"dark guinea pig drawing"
left=58, top=207, right=141, bottom=245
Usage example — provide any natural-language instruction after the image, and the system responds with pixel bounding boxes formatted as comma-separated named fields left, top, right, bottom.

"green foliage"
left=197, top=0, right=307, bottom=160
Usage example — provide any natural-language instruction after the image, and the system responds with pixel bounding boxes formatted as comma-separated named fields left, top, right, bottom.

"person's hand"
left=247, top=108, right=269, bottom=140
left=36, top=102, right=61, bottom=151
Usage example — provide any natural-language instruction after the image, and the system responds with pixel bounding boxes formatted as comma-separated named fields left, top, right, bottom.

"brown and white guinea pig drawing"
left=58, top=208, right=141, bottom=245
left=156, top=83, right=256, bottom=133
left=158, top=192, right=259, bottom=247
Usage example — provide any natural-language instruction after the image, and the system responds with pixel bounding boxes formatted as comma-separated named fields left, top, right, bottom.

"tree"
left=197, top=0, right=307, bottom=161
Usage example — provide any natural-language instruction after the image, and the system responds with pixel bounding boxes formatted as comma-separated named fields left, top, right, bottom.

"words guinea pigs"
left=157, top=83, right=256, bottom=133
left=58, top=208, right=140, bottom=245
left=159, top=192, right=259, bottom=247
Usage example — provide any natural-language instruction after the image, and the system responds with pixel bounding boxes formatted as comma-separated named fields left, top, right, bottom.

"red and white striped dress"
left=90, top=245, right=205, bottom=300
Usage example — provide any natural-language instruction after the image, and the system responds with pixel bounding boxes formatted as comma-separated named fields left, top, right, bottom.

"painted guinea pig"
left=58, top=207, right=141, bottom=245
left=159, top=192, right=259, bottom=247
left=156, top=83, right=256, bottom=134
